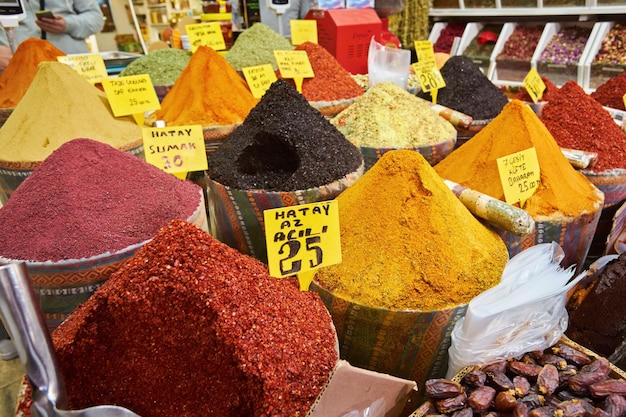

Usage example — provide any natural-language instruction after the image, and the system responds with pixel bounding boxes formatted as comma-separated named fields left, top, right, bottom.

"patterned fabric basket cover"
left=309, top=280, right=468, bottom=397
left=0, top=139, right=144, bottom=205
left=360, top=135, right=456, bottom=171
left=0, top=190, right=208, bottom=332
left=207, top=164, right=364, bottom=264
left=454, top=118, right=492, bottom=149
left=581, top=168, right=626, bottom=208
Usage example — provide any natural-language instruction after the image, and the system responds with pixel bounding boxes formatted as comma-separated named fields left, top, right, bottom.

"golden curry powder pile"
left=315, top=149, right=509, bottom=311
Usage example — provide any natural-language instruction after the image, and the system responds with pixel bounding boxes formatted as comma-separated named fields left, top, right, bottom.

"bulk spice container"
left=0, top=61, right=144, bottom=203
left=435, top=99, right=604, bottom=273
left=206, top=79, right=364, bottom=263
left=330, top=82, right=457, bottom=170
left=0, top=139, right=208, bottom=331
left=492, top=23, right=544, bottom=83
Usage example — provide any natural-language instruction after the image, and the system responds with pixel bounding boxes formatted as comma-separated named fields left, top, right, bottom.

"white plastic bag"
left=446, top=242, right=586, bottom=378
left=367, top=37, right=410, bottom=90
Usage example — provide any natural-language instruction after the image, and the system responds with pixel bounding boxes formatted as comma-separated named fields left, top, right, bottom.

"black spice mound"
left=208, top=79, right=363, bottom=191
left=417, top=55, right=509, bottom=120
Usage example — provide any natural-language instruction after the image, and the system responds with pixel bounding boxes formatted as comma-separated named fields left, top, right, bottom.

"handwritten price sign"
left=58, top=54, right=108, bottom=84
left=523, top=67, right=546, bottom=104
left=290, top=19, right=317, bottom=45
left=142, top=125, right=207, bottom=175
left=264, top=200, right=341, bottom=286
left=101, top=74, right=160, bottom=118
left=186, top=22, right=226, bottom=52
left=496, top=147, right=541, bottom=207
left=242, top=64, right=277, bottom=98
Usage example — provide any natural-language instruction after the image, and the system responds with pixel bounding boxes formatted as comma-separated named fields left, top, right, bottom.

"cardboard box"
left=305, top=8, right=382, bottom=74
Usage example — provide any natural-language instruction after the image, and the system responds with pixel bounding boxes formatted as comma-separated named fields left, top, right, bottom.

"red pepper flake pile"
left=280, top=41, right=364, bottom=102
left=0, top=138, right=201, bottom=262
left=590, top=72, right=626, bottom=111
left=540, top=80, right=626, bottom=172
left=51, top=219, right=338, bottom=417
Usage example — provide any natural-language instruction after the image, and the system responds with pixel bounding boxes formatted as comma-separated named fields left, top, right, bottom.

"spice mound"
left=435, top=99, right=602, bottom=219
left=225, top=22, right=295, bottom=71
left=330, top=81, right=456, bottom=148
left=567, top=252, right=626, bottom=370
left=282, top=42, right=363, bottom=102
left=591, top=72, right=626, bottom=111
left=0, top=61, right=142, bottom=164
left=540, top=80, right=626, bottom=172
left=0, top=38, right=65, bottom=108
left=208, top=79, right=363, bottom=191
left=0, top=138, right=202, bottom=262
left=152, top=45, right=258, bottom=127
left=314, top=150, right=509, bottom=311
left=119, top=48, right=192, bottom=86
left=51, top=219, right=338, bottom=417
left=417, top=55, right=509, bottom=120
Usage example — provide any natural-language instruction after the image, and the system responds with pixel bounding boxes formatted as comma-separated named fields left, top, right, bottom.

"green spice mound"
left=315, top=149, right=509, bottom=311
left=330, top=82, right=457, bottom=148
left=120, top=48, right=192, bottom=86
left=208, top=79, right=364, bottom=191
left=225, top=23, right=294, bottom=70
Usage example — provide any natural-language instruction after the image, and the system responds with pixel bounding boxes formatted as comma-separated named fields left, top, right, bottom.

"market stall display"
left=224, top=22, right=295, bottom=71
left=591, top=73, right=626, bottom=112
left=0, top=62, right=143, bottom=203
left=435, top=99, right=604, bottom=271
left=493, top=24, right=544, bottom=83
left=207, top=79, right=364, bottom=262
left=536, top=24, right=593, bottom=87
left=0, top=138, right=207, bottom=330
left=312, top=149, right=509, bottom=390
left=330, top=82, right=457, bottom=169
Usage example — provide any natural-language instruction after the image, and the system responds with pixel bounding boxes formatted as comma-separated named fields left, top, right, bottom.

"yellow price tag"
left=496, top=147, right=541, bottom=207
left=290, top=20, right=318, bottom=46
left=142, top=125, right=208, bottom=174
left=242, top=64, right=278, bottom=98
left=274, top=50, right=314, bottom=79
left=101, top=74, right=161, bottom=118
left=264, top=200, right=341, bottom=280
left=412, top=61, right=446, bottom=104
left=523, top=67, right=546, bottom=104
left=57, top=54, right=108, bottom=84
left=414, top=40, right=436, bottom=64
left=186, top=22, right=226, bottom=52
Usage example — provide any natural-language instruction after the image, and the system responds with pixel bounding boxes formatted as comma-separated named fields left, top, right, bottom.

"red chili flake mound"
left=540, top=80, right=626, bottom=172
left=0, top=138, right=201, bottom=261
left=51, top=219, right=338, bottom=417
left=514, top=76, right=559, bottom=102
left=590, top=72, right=626, bottom=111
left=282, top=41, right=364, bottom=102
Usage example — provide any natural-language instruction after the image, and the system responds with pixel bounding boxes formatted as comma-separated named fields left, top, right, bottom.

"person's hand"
left=0, top=46, right=12, bottom=71
left=36, top=14, right=67, bottom=34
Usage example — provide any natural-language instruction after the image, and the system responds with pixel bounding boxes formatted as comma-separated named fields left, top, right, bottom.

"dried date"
left=529, top=405, right=556, bottom=417
left=487, top=370, right=515, bottom=391
left=436, top=393, right=468, bottom=414
left=463, top=369, right=487, bottom=387
left=426, top=379, right=464, bottom=399
left=538, top=353, right=568, bottom=370
left=513, top=401, right=529, bottom=417
left=589, top=379, right=626, bottom=398
left=509, top=361, right=543, bottom=378
left=556, top=399, right=588, bottom=417
left=537, top=364, right=560, bottom=395
left=514, top=376, right=532, bottom=397
left=568, top=358, right=611, bottom=395
left=552, top=344, right=592, bottom=367
left=494, top=390, right=517, bottom=412
left=603, top=394, right=626, bottom=417
left=468, top=385, right=496, bottom=413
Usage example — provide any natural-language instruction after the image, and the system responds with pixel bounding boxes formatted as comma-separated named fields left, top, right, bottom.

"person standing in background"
left=259, top=0, right=309, bottom=38
left=0, top=0, right=104, bottom=69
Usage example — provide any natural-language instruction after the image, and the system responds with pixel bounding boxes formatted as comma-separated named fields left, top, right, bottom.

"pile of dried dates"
left=420, top=341, right=626, bottom=417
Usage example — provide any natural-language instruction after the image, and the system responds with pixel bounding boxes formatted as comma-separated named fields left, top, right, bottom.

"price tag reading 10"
left=264, top=200, right=341, bottom=279
left=496, top=147, right=541, bottom=207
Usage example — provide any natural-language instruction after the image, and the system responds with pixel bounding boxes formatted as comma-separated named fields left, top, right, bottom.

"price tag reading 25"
left=264, top=200, right=341, bottom=279
left=496, top=147, right=541, bottom=207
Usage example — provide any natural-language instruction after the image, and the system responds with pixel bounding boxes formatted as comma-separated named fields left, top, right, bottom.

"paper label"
left=264, top=200, right=341, bottom=279
left=142, top=125, right=207, bottom=174
left=496, top=147, right=541, bottom=207
left=523, top=67, right=546, bottom=104
left=186, top=22, right=226, bottom=52
left=242, top=64, right=278, bottom=98
left=58, top=54, right=108, bottom=84
left=101, top=74, right=160, bottom=118
left=290, top=20, right=318, bottom=45
left=414, top=40, right=436, bottom=64
left=274, top=50, right=314, bottom=79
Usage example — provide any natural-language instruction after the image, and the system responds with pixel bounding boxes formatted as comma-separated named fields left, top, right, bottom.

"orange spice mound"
left=286, top=42, right=364, bottom=102
left=154, top=46, right=258, bottom=127
left=0, top=38, right=66, bottom=108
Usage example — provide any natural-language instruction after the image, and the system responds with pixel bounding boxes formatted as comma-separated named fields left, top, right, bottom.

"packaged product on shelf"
left=224, top=22, right=295, bottom=71
left=0, top=138, right=206, bottom=330
left=432, top=22, right=466, bottom=54
left=435, top=99, right=604, bottom=271
left=589, top=23, right=626, bottom=89
left=312, top=149, right=509, bottom=392
left=0, top=61, right=143, bottom=202
left=494, top=24, right=544, bottom=83
left=330, top=82, right=457, bottom=169
left=206, top=79, right=364, bottom=262
left=536, top=24, right=593, bottom=87
left=460, top=24, right=502, bottom=74
left=0, top=38, right=65, bottom=110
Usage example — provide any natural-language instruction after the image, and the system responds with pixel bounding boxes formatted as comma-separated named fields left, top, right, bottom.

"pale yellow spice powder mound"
left=330, top=81, right=457, bottom=148
left=315, top=149, right=509, bottom=311
left=0, top=61, right=142, bottom=163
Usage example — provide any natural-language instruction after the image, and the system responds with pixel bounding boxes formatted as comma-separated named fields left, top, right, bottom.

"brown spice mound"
left=51, top=219, right=338, bottom=417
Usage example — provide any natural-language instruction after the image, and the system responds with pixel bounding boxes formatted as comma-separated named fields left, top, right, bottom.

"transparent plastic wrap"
left=447, top=242, right=586, bottom=378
